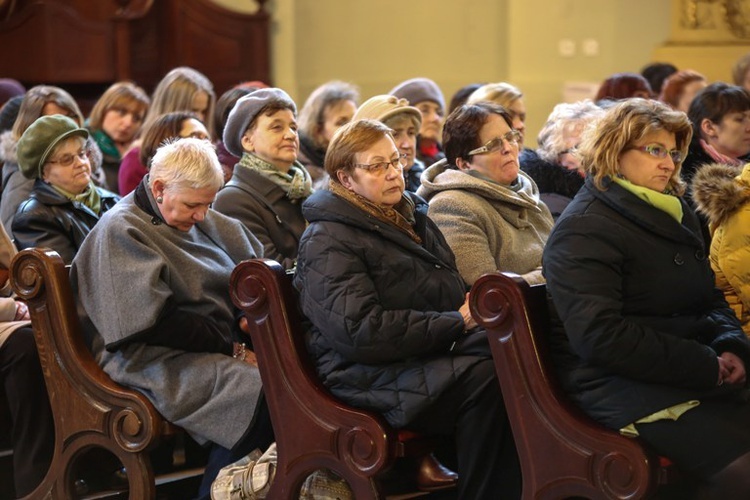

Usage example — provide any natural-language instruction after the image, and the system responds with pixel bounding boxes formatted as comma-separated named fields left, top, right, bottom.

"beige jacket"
left=417, top=159, right=554, bottom=286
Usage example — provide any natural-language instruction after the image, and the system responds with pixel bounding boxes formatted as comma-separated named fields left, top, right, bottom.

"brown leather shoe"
left=416, top=453, right=458, bottom=492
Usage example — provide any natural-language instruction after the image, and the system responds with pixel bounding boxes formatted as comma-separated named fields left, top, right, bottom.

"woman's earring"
left=156, top=196, right=163, bottom=204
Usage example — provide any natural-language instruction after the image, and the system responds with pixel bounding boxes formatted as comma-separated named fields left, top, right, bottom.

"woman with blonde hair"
left=118, top=67, right=216, bottom=195
left=544, top=98, right=750, bottom=498
left=87, top=81, right=150, bottom=192
left=142, top=66, right=216, bottom=137
left=467, top=82, right=527, bottom=146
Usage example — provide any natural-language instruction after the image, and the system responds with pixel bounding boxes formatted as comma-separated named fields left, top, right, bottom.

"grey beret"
left=17, top=115, right=89, bottom=179
left=223, top=88, right=297, bottom=157
left=389, top=78, right=446, bottom=111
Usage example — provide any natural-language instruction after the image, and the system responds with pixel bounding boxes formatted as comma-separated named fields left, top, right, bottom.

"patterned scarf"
left=52, top=181, right=102, bottom=215
left=700, top=139, right=743, bottom=167
left=239, top=152, right=313, bottom=201
left=329, top=180, right=422, bottom=244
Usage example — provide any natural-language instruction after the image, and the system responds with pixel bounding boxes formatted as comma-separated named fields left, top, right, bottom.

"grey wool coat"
left=71, top=179, right=264, bottom=449
left=417, top=159, right=554, bottom=286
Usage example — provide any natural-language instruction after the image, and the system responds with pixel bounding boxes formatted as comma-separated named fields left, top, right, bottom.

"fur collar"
left=0, top=130, right=17, bottom=164
left=691, top=162, right=750, bottom=227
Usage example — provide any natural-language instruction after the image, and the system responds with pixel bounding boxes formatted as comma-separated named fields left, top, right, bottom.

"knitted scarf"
left=239, top=152, right=313, bottom=201
left=329, top=180, right=422, bottom=244
left=52, top=181, right=102, bottom=215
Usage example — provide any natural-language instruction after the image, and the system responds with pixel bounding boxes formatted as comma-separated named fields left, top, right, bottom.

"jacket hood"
left=416, top=158, right=545, bottom=213
left=691, top=162, right=750, bottom=227
left=0, top=130, right=17, bottom=164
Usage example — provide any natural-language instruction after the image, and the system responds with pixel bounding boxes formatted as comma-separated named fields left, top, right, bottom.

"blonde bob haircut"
left=325, top=119, right=395, bottom=182
left=466, top=82, right=523, bottom=108
left=578, top=98, right=692, bottom=195
left=88, top=81, right=150, bottom=131
left=148, top=137, right=224, bottom=193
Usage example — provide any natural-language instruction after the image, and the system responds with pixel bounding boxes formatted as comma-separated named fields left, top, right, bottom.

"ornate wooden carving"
left=10, top=248, right=184, bottom=499
left=230, top=259, right=446, bottom=499
left=471, top=272, right=677, bottom=499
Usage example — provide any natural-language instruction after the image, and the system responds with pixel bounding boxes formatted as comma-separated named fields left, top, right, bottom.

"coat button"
left=674, top=253, right=684, bottom=265
left=434, top=264, right=442, bottom=269
left=695, top=249, right=705, bottom=260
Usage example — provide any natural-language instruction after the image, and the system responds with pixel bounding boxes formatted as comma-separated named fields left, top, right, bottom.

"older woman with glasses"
left=417, top=102, right=553, bottom=286
left=294, top=119, right=521, bottom=499
left=543, top=99, right=750, bottom=498
left=0, top=85, right=108, bottom=237
left=12, top=115, right=119, bottom=263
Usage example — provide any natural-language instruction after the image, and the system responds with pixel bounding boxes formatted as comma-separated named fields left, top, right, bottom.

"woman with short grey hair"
left=71, top=137, right=271, bottom=499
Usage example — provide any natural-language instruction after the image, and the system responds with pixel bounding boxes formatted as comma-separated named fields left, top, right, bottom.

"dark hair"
left=595, top=73, right=653, bottom=102
left=448, top=83, right=484, bottom=114
left=687, top=82, right=750, bottom=137
left=641, top=62, right=678, bottom=95
left=443, top=102, right=513, bottom=166
left=214, top=87, right=254, bottom=138
left=140, top=111, right=200, bottom=167
left=247, top=101, right=296, bottom=135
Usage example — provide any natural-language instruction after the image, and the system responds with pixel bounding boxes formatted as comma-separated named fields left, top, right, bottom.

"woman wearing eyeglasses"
left=294, top=119, right=521, bottom=499
left=417, top=102, right=553, bottom=286
left=213, top=88, right=310, bottom=271
left=12, top=115, right=119, bottom=263
left=543, top=99, right=750, bottom=498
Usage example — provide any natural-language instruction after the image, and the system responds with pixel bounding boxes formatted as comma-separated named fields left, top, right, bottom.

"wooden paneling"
left=0, top=0, right=269, bottom=99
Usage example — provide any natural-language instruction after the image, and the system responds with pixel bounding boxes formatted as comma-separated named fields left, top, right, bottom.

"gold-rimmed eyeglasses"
left=354, top=153, right=407, bottom=175
left=468, top=130, right=522, bottom=156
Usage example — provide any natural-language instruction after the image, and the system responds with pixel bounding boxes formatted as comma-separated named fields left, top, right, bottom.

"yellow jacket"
left=693, top=162, right=750, bottom=336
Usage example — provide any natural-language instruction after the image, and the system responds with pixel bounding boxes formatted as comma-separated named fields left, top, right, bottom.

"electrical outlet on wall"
left=558, top=39, right=576, bottom=57
left=582, top=39, right=599, bottom=56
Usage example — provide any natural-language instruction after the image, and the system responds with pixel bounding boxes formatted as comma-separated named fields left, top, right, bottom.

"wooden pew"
left=230, top=258, right=451, bottom=499
left=10, top=247, right=202, bottom=499
left=470, top=272, right=677, bottom=500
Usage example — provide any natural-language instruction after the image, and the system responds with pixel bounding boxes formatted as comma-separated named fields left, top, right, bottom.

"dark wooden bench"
left=230, top=258, right=451, bottom=499
left=470, top=272, right=678, bottom=500
left=10, top=247, right=203, bottom=499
